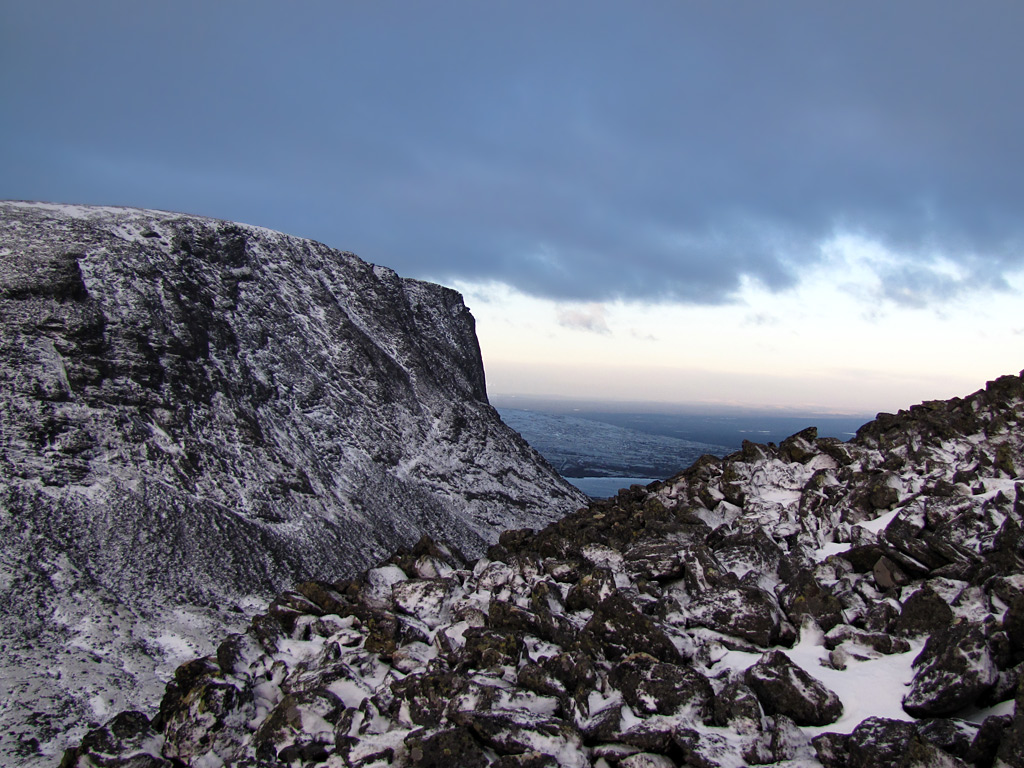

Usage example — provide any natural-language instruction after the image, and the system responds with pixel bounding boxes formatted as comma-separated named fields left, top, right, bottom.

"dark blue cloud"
left=2, top=1, right=1022, bottom=305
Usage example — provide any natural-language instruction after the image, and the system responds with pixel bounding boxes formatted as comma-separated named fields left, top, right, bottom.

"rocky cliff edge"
left=0, top=201, right=585, bottom=764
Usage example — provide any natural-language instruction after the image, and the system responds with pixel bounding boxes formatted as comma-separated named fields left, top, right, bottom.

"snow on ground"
left=711, top=625, right=925, bottom=736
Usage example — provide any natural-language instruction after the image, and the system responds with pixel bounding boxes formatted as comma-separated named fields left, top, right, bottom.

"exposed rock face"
left=0, top=202, right=585, bottom=765
left=66, top=372, right=1024, bottom=766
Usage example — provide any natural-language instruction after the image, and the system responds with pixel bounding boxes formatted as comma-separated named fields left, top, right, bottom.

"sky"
left=2, top=1, right=1022, bottom=414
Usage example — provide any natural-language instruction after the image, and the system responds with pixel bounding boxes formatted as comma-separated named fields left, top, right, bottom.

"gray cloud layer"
left=3, top=1, right=1022, bottom=306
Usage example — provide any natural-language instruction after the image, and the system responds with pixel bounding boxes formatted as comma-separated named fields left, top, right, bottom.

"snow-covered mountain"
left=66, top=372, right=1024, bottom=767
left=0, top=202, right=586, bottom=765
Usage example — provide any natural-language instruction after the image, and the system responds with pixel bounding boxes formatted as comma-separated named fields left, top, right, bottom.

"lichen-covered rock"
left=903, top=622, right=999, bottom=717
left=59, top=712, right=167, bottom=768
left=779, top=569, right=846, bottom=632
left=744, top=650, right=843, bottom=726
left=452, top=711, right=587, bottom=768
left=583, top=593, right=682, bottom=663
left=687, top=585, right=787, bottom=647
left=609, top=653, right=713, bottom=718
left=895, top=584, right=956, bottom=636
left=404, top=727, right=489, bottom=768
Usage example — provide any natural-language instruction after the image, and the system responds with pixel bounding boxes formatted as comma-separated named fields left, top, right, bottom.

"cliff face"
left=0, top=202, right=585, bottom=764
left=65, top=373, right=1024, bottom=768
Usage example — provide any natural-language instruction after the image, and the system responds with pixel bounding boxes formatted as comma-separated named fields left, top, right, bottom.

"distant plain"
left=495, top=396, right=871, bottom=498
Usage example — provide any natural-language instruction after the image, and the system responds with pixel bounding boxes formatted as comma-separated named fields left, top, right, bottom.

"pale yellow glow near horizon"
left=451, top=235, right=1024, bottom=414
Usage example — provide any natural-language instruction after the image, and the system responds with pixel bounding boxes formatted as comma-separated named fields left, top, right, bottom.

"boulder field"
left=65, top=373, right=1024, bottom=767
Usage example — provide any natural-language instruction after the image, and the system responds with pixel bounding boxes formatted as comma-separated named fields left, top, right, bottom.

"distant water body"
left=568, top=476, right=661, bottom=499
left=496, top=401, right=872, bottom=500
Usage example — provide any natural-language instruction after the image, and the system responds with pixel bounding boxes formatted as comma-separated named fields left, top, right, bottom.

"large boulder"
left=608, top=653, right=713, bottom=718
left=744, top=650, right=843, bottom=726
left=903, top=622, right=999, bottom=717
left=687, top=585, right=788, bottom=647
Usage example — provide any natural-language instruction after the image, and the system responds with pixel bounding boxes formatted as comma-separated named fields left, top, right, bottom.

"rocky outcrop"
left=65, top=372, right=1024, bottom=767
left=0, top=202, right=585, bottom=766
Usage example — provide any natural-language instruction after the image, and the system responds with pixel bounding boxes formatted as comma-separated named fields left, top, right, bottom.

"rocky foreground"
left=64, top=374, right=1024, bottom=767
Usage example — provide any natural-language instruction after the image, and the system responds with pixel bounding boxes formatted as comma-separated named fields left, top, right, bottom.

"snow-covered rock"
left=0, top=201, right=585, bottom=765
left=65, top=372, right=1024, bottom=766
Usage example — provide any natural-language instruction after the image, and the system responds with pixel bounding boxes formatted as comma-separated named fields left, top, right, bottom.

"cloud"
left=3, top=2, right=1024, bottom=310
left=743, top=313, right=780, bottom=328
left=556, top=304, right=610, bottom=334
left=878, top=263, right=1011, bottom=309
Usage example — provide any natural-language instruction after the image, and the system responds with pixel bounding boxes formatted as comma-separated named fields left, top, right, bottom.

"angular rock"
left=812, top=731, right=850, bottom=768
left=617, top=719, right=677, bottom=754
left=675, top=727, right=751, bottom=768
left=565, top=568, right=617, bottom=612
left=618, top=753, right=677, bottom=768
left=744, top=650, right=843, bottom=726
left=765, top=713, right=812, bottom=763
left=995, top=683, right=1024, bottom=768
left=253, top=689, right=344, bottom=762
left=847, top=717, right=918, bottom=767
left=712, top=679, right=764, bottom=733
left=624, top=540, right=688, bottom=581
left=162, top=678, right=254, bottom=762
left=687, top=585, right=786, bottom=647
left=392, top=578, right=457, bottom=629
left=541, top=652, right=598, bottom=703
left=404, top=727, right=489, bottom=768
left=914, top=718, right=978, bottom=764
left=609, top=653, right=713, bottom=718
left=895, top=584, right=955, bottom=636
left=968, top=714, right=1011, bottom=767
left=453, top=711, right=587, bottom=768
left=517, top=664, right=568, bottom=702
left=903, top=622, right=998, bottom=717
left=824, top=624, right=912, bottom=655
left=59, top=712, right=169, bottom=768
left=461, top=627, right=524, bottom=668
left=681, top=544, right=728, bottom=595
left=780, top=569, right=846, bottom=633
left=874, top=555, right=911, bottom=589
left=708, top=526, right=785, bottom=582
left=0, top=202, right=587, bottom=762
left=390, top=671, right=468, bottom=727
left=583, top=593, right=682, bottom=663
left=494, top=752, right=562, bottom=768
left=55, top=368, right=1024, bottom=768
left=899, top=738, right=971, bottom=767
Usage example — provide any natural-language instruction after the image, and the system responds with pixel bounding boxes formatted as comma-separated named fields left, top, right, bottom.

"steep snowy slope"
left=67, top=372, right=1024, bottom=767
left=0, top=201, right=585, bottom=765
